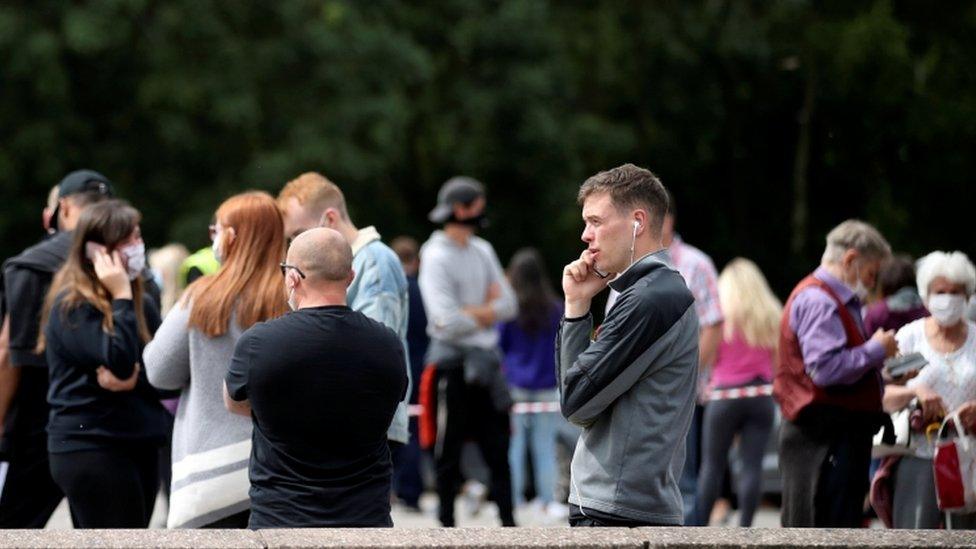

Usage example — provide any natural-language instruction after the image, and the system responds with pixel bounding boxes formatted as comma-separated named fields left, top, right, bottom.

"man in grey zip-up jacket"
left=558, top=164, right=699, bottom=526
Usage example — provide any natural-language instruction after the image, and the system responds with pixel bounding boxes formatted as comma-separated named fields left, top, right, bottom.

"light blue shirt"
left=348, top=226, right=411, bottom=444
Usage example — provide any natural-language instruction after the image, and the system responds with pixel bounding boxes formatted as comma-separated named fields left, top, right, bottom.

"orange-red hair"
left=185, top=192, right=288, bottom=337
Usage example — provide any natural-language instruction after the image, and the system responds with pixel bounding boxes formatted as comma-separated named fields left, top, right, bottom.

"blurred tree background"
left=1, top=0, right=974, bottom=298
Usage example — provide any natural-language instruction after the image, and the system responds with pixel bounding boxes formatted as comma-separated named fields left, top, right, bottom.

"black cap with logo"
left=50, top=169, right=114, bottom=231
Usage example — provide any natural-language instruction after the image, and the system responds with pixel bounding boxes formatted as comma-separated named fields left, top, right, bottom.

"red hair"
left=185, top=192, right=288, bottom=336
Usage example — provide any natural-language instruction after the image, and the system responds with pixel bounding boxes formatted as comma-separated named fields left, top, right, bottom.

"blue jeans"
left=509, top=388, right=558, bottom=505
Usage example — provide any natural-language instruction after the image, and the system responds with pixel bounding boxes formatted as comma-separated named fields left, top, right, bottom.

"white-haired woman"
left=883, top=251, right=976, bottom=529
left=691, top=258, right=781, bottom=526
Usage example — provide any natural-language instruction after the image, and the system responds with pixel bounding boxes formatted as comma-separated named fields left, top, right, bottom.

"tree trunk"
left=791, top=62, right=816, bottom=256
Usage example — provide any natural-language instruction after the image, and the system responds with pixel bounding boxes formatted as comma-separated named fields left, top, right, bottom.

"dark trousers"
left=568, top=506, right=662, bottom=527
left=392, top=418, right=424, bottom=507
left=779, top=417, right=872, bottom=527
left=0, top=436, right=63, bottom=528
left=432, top=367, right=514, bottom=527
left=49, top=444, right=159, bottom=528
left=692, top=395, right=774, bottom=527
left=201, top=509, right=251, bottom=529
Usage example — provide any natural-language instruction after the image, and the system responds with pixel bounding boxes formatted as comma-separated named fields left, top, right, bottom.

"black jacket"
left=44, top=294, right=168, bottom=453
left=2, top=232, right=73, bottom=367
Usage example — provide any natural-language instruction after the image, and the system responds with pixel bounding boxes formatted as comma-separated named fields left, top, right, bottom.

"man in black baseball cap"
left=417, top=176, right=518, bottom=527
left=0, top=169, right=113, bottom=528
left=427, top=176, right=488, bottom=227
left=48, top=169, right=114, bottom=232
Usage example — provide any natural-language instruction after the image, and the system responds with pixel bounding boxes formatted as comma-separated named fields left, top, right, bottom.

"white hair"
left=916, top=251, right=976, bottom=301
left=821, top=219, right=891, bottom=264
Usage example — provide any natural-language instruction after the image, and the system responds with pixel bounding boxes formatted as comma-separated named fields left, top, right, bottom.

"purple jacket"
left=788, top=267, right=886, bottom=387
left=499, top=303, right=562, bottom=391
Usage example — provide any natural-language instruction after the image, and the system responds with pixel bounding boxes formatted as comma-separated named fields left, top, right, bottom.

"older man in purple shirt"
left=791, top=266, right=889, bottom=387
left=775, top=219, right=898, bottom=527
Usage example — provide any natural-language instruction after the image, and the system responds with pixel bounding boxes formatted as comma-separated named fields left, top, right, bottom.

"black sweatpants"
left=692, top=395, right=774, bottom=526
left=49, top=444, right=159, bottom=528
left=432, top=367, right=514, bottom=527
left=0, top=436, right=63, bottom=528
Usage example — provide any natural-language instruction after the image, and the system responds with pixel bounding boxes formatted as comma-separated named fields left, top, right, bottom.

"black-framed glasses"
left=279, top=262, right=306, bottom=279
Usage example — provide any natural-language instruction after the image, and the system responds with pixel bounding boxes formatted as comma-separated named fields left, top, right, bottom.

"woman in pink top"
left=691, top=258, right=781, bottom=526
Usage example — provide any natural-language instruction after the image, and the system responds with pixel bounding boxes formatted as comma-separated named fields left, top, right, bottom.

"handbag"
left=872, top=401, right=916, bottom=458
left=933, top=412, right=976, bottom=512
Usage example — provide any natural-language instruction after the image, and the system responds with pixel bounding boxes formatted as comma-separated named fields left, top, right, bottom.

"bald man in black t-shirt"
left=224, top=228, right=407, bottom=529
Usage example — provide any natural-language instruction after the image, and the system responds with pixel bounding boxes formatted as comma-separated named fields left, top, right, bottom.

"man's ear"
left=320, top=208, right=339, bottom=228
left=285, top=269, right=300, bottom=290
left=842, top=248, right=859, bottom=269
left=633, top=210, right=648, bottom=236
left=345, top=268, right=356, bottom=289
left=57, top=198, right=71, bottom=225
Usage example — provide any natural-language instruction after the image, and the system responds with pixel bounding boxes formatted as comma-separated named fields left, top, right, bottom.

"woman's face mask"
left=118, top=241, right=145, bottom=281
left=927, top=293, right=968, bottom=327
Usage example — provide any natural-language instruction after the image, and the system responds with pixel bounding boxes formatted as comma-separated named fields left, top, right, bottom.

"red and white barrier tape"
left=408, top=401, right=562, bottom=417
left=708, top=384, right=773, bottom=401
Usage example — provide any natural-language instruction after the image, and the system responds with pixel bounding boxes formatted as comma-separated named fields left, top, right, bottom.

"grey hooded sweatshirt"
left=557, top=250, right=699, bottom=525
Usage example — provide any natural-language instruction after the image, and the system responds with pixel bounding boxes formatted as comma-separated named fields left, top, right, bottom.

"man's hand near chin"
left=563, top=250, right=612, bottom=318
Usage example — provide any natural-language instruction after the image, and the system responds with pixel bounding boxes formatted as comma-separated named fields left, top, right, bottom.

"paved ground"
left=45, top=493, right=786, bottom=529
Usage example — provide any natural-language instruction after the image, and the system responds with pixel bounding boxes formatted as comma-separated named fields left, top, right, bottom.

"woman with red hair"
left=145, top=191, right=288, bottom=528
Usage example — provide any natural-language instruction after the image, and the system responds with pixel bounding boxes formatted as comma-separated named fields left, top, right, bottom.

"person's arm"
left=418, top=253, right=481, bottom=339
left=883, top=384, right=917, bottom=413
left=0, top=315, right=19, bottom=437
left=484, top=243, right=517, bottom=324
left=558, top=291, right=691, bottom=426
left=4, top=267, right=47, bottom=367
left=352, top=255, right=413, bottom=411
left=224, top=330, right=254, bottom=416
left=143, top=301, right=192, bottom=390
left=698, top=324, right=722, bottom=372
left=687, top=260, right=723, bottom=370
left=791, top=290, right=892, bottom=387
left=57, top=299, right=142, bottom=380
left=223, top=382, right=251, bottom=417
left=956, top=401, right=976, bottom=432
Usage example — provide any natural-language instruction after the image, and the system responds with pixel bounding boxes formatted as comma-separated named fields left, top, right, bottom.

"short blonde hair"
left=916, top=251, right=976, bottom=301
left=277, top=172, right=348, bottom=220
left=718, top=258, right=783, bottom=350
left=821, top=219, right=891, bottom=264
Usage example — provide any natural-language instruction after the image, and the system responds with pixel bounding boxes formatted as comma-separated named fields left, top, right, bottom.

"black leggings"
left=49, top=444, right=159, bottom=528
left=692, top=395, right=774, bottom=526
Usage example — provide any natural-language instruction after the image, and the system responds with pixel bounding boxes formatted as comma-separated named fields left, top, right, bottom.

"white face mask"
left=212, top=235, right=224, bottom=265
left=119, top=242, right=145, bottom=281
left=928, top=293, right=967, bottom=327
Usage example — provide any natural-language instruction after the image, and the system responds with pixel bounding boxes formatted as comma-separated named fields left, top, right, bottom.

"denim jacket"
left=349, top=226, right=411, bottom=444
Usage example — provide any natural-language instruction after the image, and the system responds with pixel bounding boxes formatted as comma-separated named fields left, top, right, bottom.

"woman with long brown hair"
left=41, top=199, right=169, bottom=528
left=144, top=191, right=288, bottom=528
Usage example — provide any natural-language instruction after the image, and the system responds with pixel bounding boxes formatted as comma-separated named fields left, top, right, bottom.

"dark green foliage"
left=2, top=1, right=975, bottom=296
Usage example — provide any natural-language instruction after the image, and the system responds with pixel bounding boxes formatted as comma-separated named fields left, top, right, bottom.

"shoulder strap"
left=794, top=275, right=866, bottom=346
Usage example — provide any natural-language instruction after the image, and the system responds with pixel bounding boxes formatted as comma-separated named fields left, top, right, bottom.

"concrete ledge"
left=259, top=527, right=646, bottom=548
left=0, top=527, right=973, bottom=549
left=638, top=527, right=976, bottom=548
left=0, top=529, right=263, bottom=548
